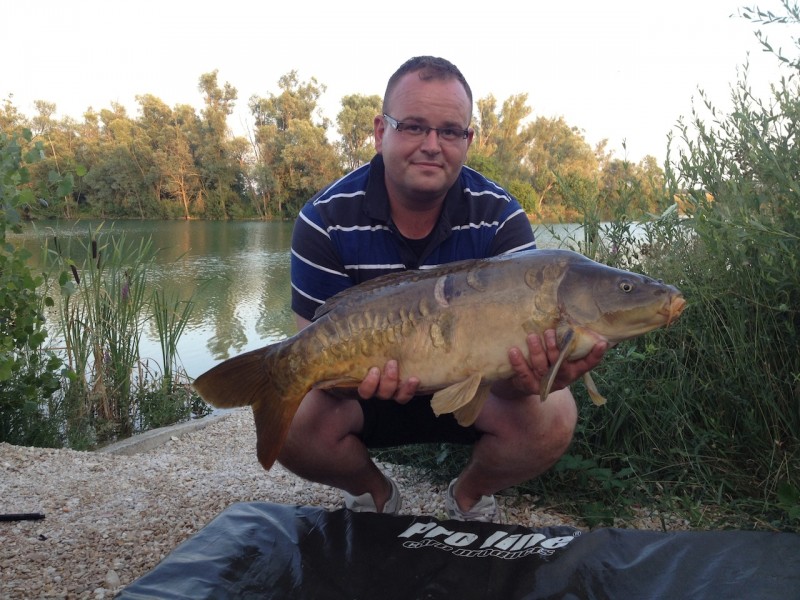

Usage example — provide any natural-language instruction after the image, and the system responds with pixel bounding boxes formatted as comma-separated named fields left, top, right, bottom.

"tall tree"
left=26, top=101, right=86, bottom=219
left=336, top=94, right=381, bottom=171
left=471, top=94, right=535, bottom=184
left=249, top=72, right=341, bottom=217
left=83, top=104, right=154, bottom=218
left=196, top=71, right=242, bottom=219
left=599, top=154, right=666, bottom=216
left=136, top=95, right=201, bottom=219
left=526, top=116, right=598, bottom=214
left=0, top=96, right=25, bottom=132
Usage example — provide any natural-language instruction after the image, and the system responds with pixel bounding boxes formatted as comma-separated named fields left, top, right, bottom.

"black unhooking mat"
left=118, top=501, right=800, bottom=599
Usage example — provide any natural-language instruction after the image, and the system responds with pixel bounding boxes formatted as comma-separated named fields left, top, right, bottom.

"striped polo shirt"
left=290, top=154, right=536, bottom=321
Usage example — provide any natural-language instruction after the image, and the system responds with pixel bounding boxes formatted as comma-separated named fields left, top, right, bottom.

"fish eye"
left=620, top=281, right=634, bottom=293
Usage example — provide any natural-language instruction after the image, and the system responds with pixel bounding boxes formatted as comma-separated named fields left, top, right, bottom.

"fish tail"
left=193, top=343, right=308, bottom=470
left=251, top=394, right=299, bottom=470
left=193, top=346, right=276, bottom=408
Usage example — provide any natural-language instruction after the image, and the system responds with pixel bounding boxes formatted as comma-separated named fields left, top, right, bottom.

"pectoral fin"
left=313, top=377, right=362, bottom=390
left=453, top=384, right=492, bottom=427
left=430, top=373, right=482, bottom=418
left=540, top=328, right=578, bottom=402
left=582, top=372, right=607, bottom=406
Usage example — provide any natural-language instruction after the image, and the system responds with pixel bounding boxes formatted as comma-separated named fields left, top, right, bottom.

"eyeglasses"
left=383, top=114, right=470, bottom=142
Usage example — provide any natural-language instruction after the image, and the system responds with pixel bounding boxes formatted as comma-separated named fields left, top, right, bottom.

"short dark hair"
left=383, top=56, right=473, bottom=116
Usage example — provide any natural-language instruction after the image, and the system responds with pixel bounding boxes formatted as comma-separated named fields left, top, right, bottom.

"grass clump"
left=379, top=4, right=800, bottom=531
left=45, top=224, right=210, bottom=448
left=534, top=21, right=800, bottom=530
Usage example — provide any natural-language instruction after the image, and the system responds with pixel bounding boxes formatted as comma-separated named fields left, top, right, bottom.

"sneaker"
left=445, top=478, right=498, bottom=522
left=343, top=474, right=402, bottom=514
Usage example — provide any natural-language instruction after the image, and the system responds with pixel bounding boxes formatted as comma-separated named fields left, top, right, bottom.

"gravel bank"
left=1, top=408, right=686, bottom=598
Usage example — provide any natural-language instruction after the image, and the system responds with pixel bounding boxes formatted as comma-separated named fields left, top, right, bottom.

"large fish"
left=193, top=249, right=686, bottom=470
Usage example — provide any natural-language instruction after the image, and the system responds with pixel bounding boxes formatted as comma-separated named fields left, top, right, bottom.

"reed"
left=529, top=54, right=799, bottom=530
left=379, top=35, right=800, bottom=531
left=46, top=225, right=205, bottom=447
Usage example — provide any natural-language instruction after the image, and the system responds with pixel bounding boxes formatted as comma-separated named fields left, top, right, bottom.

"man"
left=282, top=56, right=606, bottom=522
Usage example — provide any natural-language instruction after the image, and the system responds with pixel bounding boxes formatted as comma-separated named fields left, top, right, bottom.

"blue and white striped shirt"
left=291, top=154, right=536, bottom=321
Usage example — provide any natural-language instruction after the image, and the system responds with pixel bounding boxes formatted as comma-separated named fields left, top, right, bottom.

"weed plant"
left=378, top=4, right=800, bottom=531
left=0, top=129, right=67, bottom=446
left=44, top=225, right=207, bottom=448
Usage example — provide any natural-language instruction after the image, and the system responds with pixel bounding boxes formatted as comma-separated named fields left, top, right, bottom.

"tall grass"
left=532, top=43, right=799, bottom=529
left=45, top=225, right=207, bottom=448
left=378, top=7, right=800, bottom=531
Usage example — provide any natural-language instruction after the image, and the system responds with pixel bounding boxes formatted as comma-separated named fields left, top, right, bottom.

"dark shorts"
left=357, top=394, right=482, bottom=448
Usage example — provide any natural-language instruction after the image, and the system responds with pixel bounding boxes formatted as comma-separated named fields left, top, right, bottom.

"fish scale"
left=193, top=249, right=686, bottom=471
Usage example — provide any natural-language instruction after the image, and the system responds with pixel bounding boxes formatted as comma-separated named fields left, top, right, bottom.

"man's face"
left=375, top=73, right=473, bottom=208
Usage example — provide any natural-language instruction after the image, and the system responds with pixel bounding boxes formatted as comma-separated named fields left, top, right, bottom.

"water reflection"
left=10, top=220, right=577, bottom=379
left=12, top=220, right=297, bottom=378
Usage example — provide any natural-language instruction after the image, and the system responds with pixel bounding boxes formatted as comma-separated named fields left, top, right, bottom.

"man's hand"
left=505, top=330, right=607, bottom=397
left=354, top=329, right=605, bottom=403
left=357, top=360, right=420, bottom=403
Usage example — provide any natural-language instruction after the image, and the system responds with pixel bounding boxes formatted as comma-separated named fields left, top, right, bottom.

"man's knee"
left=549, top=391, right=578, bottom=446
left=536, top=392, right=578, bottom=462
left=275, top=391, right=363, bottom=470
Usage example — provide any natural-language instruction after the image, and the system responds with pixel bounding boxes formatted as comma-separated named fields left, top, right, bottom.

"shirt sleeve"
left=290, top=203, right=352, bottom=321
left=489, top=201, right=537, bottom=256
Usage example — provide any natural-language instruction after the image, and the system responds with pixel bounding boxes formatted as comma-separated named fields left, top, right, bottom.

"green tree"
left=0, top=129, right=66, bottom=446
left=137, top=94, right=201, bottom=219
left=196, top=71, right=245, bottom=219
left=281, top=119, right=342, bottom=213
left=337, top=94, right=381, bottom=171
left=598, top=155, right=667, bottom=217
left=471, top=94, right=535, bottom=184
left=70, top=109, right=103, bottom=215
left=471, top=95, right=500, bottom=158
left=249, top=71, right=342, bottom=217
left=83, top=104, right=155, bottom=218
left=0, top=96, right=26, bottom=133
left=25, top=100, right=86, bottom=219
left=526, top=116, right=598, bottom=215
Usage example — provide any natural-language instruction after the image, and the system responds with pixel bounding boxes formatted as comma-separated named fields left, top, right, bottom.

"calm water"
left=10, top=220, right=579, bottom=379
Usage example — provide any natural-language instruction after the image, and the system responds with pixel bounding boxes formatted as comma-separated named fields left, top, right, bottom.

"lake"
left=10, top=220, right=582, bottom=379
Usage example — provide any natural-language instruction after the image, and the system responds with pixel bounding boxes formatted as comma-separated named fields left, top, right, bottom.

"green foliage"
left=776, top=481, right=800, bottom=522
left=1, top=69, right=665, bottom=223
left=45, top=225, right=207, bottom=446
left=249, top=72, right=344, bottom=218
left=533, top=6, right=799, bottom=529
left=337, top=94, right=382, bottom=171
left=379, top=6, right=800, bottom=531
left=152, top=288, right=194, bottom=397
left=0, top=129, right=68, bottom=446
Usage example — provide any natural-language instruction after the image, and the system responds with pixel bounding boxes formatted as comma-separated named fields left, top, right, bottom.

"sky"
left=4, top=0, right=795, bottom=164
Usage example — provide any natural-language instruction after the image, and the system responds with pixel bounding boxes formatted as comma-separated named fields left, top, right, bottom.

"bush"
left=378, top=5, right=800, bottom=531
left=0, top=129, right=68, bottom=446
left=539, top=5, right=800, bottom=529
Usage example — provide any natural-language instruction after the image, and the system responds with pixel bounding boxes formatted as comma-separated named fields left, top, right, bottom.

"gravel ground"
left=1, top=408, right=689, bottom=599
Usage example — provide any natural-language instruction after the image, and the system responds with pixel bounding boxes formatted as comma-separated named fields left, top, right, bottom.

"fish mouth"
left=664, top=295, right=687, bottom=326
